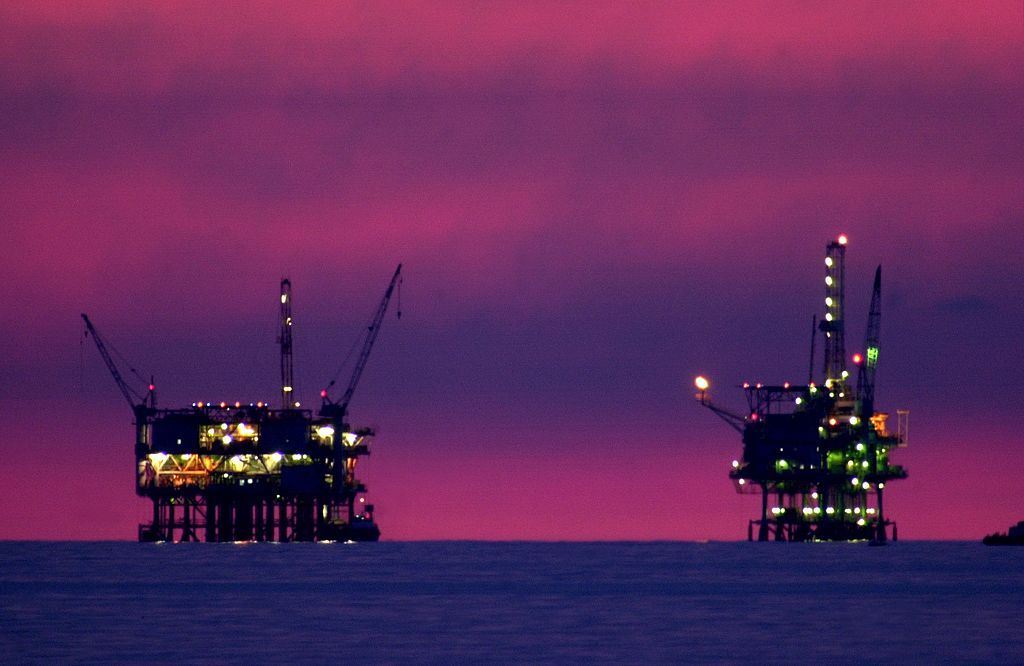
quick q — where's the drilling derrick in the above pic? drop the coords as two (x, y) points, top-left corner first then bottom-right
(84, 269), (402, 543)
(279, 278), (295, 409)
(696, 235), (908, 542)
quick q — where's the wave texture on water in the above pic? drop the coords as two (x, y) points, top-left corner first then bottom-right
(1, 541), (1022, 663)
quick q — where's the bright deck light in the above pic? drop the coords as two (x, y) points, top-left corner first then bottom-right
(694, 376), (709, 391)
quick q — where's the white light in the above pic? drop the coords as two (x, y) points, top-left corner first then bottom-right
(878, 483), (885, 489)
(795, 397), (803, 405)
(317, 426), (335, 439)
(803, 507), (812, 515)
(855, 442), (865, 451)
(813, 507), (822, 514)
(281, 294), (287, 303)
(283, 386), (293, 393)
(826, 507), (835, 515)
(841, 370), (849, 379)
(695, 376), (710, 391)
(857, 518), (866, 526)
(867, 508), (876, 515)
(825, 296), (833, 306)
(731, 460), (739, 468)
(738, 479), (746, 485)
(291, 454), (303, 462)
(862, 481), (871, 490)
(851, 477), (859, 485)
(862, 461), (869, 469)
(825, 313), (833, 322)
(825, 257), (833, 267)
(825, 276), (833, 286)
(838, 234), (848, 245)
(270, 452), (283, 463)
(854, 507), (861, 514)
(811, 492), (819, 499)
(222, 435), (232, 445)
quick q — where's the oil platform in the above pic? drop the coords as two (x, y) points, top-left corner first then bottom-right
(83, 266), (402, 542)
(696, 235), (908, 542)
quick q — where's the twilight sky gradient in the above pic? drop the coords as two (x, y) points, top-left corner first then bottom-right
(1, 2), (1022, 540)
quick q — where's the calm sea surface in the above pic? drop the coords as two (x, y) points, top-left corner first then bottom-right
(1, 541), (1021, 663)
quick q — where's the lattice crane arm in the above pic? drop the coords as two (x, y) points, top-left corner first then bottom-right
(855, 266), (881, 418)
(322, 264), (402, 418)
(81, 313), (153, 412)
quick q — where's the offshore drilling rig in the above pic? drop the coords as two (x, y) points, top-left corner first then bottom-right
(696, 235), (908, 542)
(83, 266), (402, 542)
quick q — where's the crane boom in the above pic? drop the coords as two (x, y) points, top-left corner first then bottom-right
(322, 264), (402, 420)
(81, 313), (153, 411)
(856, 266), (882, 418)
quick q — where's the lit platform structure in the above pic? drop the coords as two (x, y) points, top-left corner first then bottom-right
(83, 266), (401, 542)
(132, 402), (378, 543)
(697, 236), (908, 542)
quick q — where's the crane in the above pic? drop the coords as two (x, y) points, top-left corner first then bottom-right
(856, 266), (882, 419)
(81, 313), (155, 412)
(320, 264), (402, 424)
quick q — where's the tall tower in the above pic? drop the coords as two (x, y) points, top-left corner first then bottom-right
(279, 278), (294, 408)
(820, 234), (848, 391)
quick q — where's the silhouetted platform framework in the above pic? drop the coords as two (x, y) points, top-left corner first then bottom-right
(83, 266), (401, 543)
(697, 235), (908, 542)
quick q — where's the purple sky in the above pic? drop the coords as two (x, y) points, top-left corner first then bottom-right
(1, 2), (1022, 539)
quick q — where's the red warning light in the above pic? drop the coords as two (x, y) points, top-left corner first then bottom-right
(320, 389), (328, 398)
(148, 384), (155, 391)
(852, 353), (863, 364)
(750, 413), (759, 421)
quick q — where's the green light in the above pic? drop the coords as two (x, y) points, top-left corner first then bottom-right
(867, 346), (879, 367)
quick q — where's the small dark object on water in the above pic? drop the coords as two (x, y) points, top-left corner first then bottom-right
(982, 520), (1024, 546)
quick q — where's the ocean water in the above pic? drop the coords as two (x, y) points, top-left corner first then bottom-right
(1, 541), (1021, 663)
